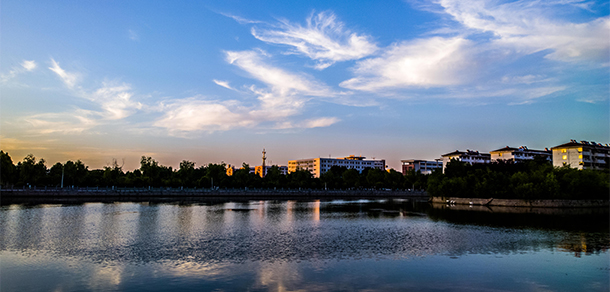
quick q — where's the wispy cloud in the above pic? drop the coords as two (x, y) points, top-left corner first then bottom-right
(23, 109), (99, 135)
(128, 29), (139, 41)
(0, 59), (37, 82)
(507, 86), (567, 105)
(24, 60), (144, 135)
(437, 0), (610, 63)
(501, 75), (553, 85)
(154, 98), (254, 134)
(21, 60), (37, 71)
(226, 50), (336, 119)
(226, 50), (334, 96)
(251, 11), (378, 69)
(273, 117), (341, 129)
(340, 37), (475, 91)
(154, 50), (341, 134)
(89, 82), (143, 120)
(213, 79), (234, 90)
(49, 58), (79, 88)
(302, 117), (340, 128)
(219, 12), (263, 24)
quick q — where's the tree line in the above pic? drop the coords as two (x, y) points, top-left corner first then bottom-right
(0, 151), (427, 190)
(427, 157), (609, 200)
(4, 151), (606, 199)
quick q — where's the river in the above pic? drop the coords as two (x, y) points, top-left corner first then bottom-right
(0, 198), (608, 291)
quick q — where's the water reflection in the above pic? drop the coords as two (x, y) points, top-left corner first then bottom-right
(0, 199), (608, 292)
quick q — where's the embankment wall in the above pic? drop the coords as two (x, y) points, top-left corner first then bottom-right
(430, 196), (609, 208)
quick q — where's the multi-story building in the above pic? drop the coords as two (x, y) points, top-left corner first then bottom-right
(551, 140), (610, 170)
(401, 159), (443, 175)
(441, 150), (491, 172)
(490, 146), (551, 162)
(255, 165), (288, 177)
(288, 155), (386, 178)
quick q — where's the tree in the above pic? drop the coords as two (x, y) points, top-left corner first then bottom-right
(0, 151), (16, 186)
(103, 158), (124, 186)
(178, 160), (196, 187)
(202, 163), (229, 188)
(16, 154), (47, 187)
(342, 169), (360, 188)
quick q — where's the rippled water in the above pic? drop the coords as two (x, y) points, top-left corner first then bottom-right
(1, 199), (608, 291)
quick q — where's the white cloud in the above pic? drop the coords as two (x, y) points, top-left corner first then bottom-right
(153, 98), (254, 133)
(340, 37), (475, 91)
(0, 59), (37, 82)
(302, 117), (340, 128)
(226, 50), (333, 96)
(21, 60), (37, 71)
(22, 60), (144, 135)
(273, 117), (340, 129)
(49, 58), (79, 88)
(23, 109), (99, 134)
(213, 79), (234, 90)
(437, 0), (610, 63)
(219, 12), (263, 24)
(89, 83), (142, 120)
(154, 50), (342, 134)
(501, 75), (553, 85)
(251, 11), (378, 69)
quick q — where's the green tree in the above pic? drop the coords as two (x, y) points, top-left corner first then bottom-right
(16, 154), (47, 187)
(0, 151), (16, 186)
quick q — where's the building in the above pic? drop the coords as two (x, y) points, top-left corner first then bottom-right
(401, 159), (442, 175)
(226, 165), (236, 176)
(288, 155), (386, 178)
(441, 150), (491, 172)
(489, 146), (551, 163)
(255, 165), (288, 177)
(551, 140), (610, 170)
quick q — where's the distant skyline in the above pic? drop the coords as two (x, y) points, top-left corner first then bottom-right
(1, 0), (608, 171)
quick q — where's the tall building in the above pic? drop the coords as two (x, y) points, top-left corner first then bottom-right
(489, 146), (551, 162)
(441, 150), (491, 172)
(401, 159), (442, 175)
(288, 155), (386, 178)
(551, 140), (610, 170)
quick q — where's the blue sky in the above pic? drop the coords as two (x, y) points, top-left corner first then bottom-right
(1, 0), (608, 170)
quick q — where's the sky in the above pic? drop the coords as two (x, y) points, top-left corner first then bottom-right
(1, 0), (609, 171)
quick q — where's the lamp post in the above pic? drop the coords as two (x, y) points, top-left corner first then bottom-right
(61, 164), (64, 189)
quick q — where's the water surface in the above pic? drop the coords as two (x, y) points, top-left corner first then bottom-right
(1, 199), (608, 291)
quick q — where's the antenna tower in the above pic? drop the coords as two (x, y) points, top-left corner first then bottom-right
(262, 148), (267, 177)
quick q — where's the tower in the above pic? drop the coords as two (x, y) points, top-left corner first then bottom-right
(261, 148), (267, 178)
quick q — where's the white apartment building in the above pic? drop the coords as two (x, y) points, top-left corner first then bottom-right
(551, 140), (610, 170)
(441, 150), (491, 172)
(401, 159), (443, 175)
(490, 146), (551, 162)
(288, 155), (386, 178)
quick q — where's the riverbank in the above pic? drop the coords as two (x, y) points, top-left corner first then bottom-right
(430, 196), (609, 208)
(0, 188), (427, 204)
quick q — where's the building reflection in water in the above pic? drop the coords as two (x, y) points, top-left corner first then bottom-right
(312, 200), (320, 222)
(0, 200), (608, 292)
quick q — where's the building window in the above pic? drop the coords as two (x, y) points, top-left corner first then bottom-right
(579, 155), (583, 159)
(578, 148), (582, 152)
(561, 149), (567, 153)
(562, 155), (567, 160)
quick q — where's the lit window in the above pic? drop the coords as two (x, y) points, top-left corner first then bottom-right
(562, 155), (567, 160)
(579, 155), (583, 159)
(578, 148), (582, 152)
(561, 149), (567, 153)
